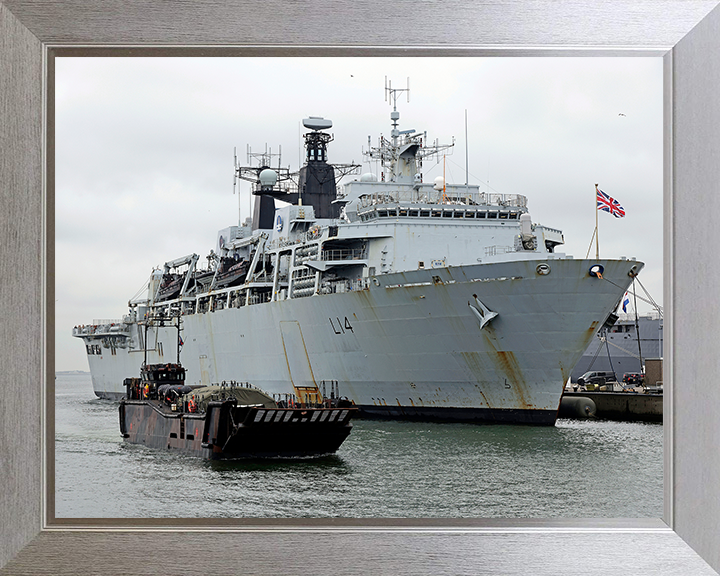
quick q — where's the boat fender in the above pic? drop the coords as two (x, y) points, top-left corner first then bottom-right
(559, 396), (597, 419)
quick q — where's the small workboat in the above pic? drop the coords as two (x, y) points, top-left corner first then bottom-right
(119, 363), (356, 459)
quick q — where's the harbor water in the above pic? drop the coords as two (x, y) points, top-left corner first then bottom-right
(55, 373), (662, 518)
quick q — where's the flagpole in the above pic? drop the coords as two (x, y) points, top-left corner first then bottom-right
(595, 183), (599, 259)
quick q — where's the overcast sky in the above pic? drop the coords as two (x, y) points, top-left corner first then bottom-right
(56, 57), (663, 372)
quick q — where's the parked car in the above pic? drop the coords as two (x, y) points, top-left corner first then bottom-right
(622, 372), (645, 385)
(577, 371), (617, 386)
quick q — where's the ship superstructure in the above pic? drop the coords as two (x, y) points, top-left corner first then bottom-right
(74, 82), (643, 425)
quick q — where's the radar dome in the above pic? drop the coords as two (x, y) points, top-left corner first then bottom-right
(360, 172), (378, 182)
(259, 168), (278, 189)
(433, 176), (445, 191)
(302, 117), (333, 131)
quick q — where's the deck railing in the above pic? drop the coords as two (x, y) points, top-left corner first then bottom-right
(357, 189), (527, 208)
(320, 248), (367, 261)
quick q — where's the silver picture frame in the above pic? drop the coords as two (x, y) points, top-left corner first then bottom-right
(2, 1), (720, 573)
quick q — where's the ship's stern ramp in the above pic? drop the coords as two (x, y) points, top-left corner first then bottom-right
(331, 257), (642, 424)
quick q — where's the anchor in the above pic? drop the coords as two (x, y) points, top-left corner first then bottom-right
(468, 294), (499, 330)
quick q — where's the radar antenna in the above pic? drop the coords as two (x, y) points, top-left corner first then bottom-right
(385, 76), (410, 108)
(245, 144), (284, 171)
(385, 77), (410, 148)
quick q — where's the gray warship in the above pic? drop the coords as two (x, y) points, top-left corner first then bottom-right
(73, 81), (643, 425)
(571, 311), (663, 381)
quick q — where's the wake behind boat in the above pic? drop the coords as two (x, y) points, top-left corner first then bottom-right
(74, 80), (643, 425)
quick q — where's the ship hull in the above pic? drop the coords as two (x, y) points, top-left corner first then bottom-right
(119, 401), (354, 459)
(357, 404), (558, 425)
(83, 257), (641, 424)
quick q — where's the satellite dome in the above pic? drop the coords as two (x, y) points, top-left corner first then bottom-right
(302, 117), (333, 131)
(259, 168), (278, 189)
(360, 172), (378, 182)
(433, 176), (445, 191)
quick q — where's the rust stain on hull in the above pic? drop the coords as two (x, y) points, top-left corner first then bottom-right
(456, 348), (535, 409)
(456, 351), (493, 408)
(582, 321), (600, 348)
(495, 350), (535, 409)
(475, 327), (537, 409)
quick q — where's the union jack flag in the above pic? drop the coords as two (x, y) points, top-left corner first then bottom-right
(596, 187), (625, 218)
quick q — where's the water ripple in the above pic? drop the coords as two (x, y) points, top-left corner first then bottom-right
(55, 374), (662, 519)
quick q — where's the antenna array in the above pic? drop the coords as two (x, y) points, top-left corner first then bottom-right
(385, 76), (410, 110)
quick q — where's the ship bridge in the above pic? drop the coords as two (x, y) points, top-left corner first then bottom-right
(341, 182), (528, 224)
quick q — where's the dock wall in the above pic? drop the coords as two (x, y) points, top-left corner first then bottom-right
(562, 392), (662, 422)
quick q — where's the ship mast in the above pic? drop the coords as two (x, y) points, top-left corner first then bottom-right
(386, 77), (410, 150)
(234, 124), (359, 227)
(365, 77), (455, 184)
